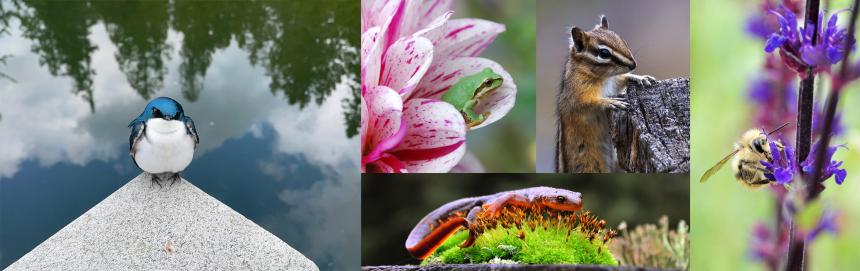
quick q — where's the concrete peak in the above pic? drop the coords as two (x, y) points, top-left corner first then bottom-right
(5, 174), (318, 271)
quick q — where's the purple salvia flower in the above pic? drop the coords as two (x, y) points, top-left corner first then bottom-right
(799, 10), (854, 68)
(812, 104), (844, 137)
(765, 7), (798, 53)
(749, 222), (775, 262)
(761, 141), (795, 184)
(764, 7), (854, 75)
(801, 141), (848, 185)
(806, 209), (839, 241)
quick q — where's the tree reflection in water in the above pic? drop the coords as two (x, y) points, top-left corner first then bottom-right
(6, 0), (359, 137)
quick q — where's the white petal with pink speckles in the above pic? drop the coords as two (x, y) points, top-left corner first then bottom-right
(363, 86), (404, 153)
(391, 99), (466, 173)
(360, 92), (369, 152)
(435, 19), (505, 60)
(449, 151), (485, 173)
(411, 57), (516, 130)
(380, 36), (434, 97)
(361, 27), (381, 89)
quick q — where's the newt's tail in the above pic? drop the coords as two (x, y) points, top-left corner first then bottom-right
(405, 217), (469, 260)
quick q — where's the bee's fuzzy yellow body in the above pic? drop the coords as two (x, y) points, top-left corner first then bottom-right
(701, 127), (787, 189)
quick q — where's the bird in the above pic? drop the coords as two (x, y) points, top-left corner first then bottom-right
(128, 97), (199, 186)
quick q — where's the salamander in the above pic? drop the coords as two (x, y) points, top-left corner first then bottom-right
(404, 186), (583, 259)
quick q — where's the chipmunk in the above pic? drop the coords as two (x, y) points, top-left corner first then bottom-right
(555, 15), (656, 173)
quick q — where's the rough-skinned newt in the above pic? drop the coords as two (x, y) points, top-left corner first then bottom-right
(405, 186), (583, 259)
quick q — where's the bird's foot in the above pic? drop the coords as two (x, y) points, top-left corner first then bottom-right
(169, 173), (181, 187)
(149, 173), (164, 188)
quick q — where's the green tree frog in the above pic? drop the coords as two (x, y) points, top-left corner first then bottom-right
(441, 68), (503, 128)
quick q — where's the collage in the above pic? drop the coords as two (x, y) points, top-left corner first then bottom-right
(0, 0), (859, 270)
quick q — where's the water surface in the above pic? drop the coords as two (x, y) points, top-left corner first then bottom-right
(0, 1), (359, 270)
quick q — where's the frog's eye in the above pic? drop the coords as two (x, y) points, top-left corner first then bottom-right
(556, 196), (566, 203)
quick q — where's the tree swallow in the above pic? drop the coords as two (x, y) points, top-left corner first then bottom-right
(129, 97), (199, 185)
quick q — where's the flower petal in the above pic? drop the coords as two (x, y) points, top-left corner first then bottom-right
(361, 0), (392, 32)
(391, 99), (467, 172)
(361, 27), (382, 90)
(380, 36), (434, 96)
(412, 57), (516, 129)
(449, 151), (485, 173)
(417, 0), (453, 28)
(362, 86), (404, 161)
(361, 91), (369, 152)
(435, 19), (506, 60)
(765, 34), (785, 52)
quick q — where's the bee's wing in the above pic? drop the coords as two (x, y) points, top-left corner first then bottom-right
(700, 150), (739, 183)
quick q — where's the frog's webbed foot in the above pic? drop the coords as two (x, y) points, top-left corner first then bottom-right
(466, 112), (491, 129)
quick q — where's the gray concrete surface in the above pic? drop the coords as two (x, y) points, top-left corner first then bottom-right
(5, 174), (318, 271)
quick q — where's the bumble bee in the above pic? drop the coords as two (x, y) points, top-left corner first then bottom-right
(699, 123), (789, 189)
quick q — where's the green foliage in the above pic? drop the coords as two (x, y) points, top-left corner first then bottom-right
(610, 216), (690, 270)
(422, 223), (619, 265)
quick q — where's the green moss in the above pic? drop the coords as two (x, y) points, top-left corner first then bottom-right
(422, 224), (619, 265)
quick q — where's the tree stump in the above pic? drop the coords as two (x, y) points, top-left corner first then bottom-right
(609, 77), (690, 173)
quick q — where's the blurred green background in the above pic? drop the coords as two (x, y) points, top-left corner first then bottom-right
(454, 0), (536, 172)
(691, 0), (860, 270)
(534, 0), (690, 172)
(361, 174), (689, 266)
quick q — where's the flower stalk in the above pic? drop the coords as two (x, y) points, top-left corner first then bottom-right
(810, 0), (859, 200)
(786, 0), (819, 270)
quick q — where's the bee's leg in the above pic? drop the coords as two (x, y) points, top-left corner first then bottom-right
(749, 179), (771, 185)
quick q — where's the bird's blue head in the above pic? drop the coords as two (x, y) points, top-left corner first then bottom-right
(131, 97), (185, 125)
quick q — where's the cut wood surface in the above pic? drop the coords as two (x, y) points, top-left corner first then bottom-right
(609, 77), (690, 173)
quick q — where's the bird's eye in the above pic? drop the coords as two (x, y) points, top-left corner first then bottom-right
(556, 196), (566, 203)
(597, 48), (611, 59)
(152, 108), (163, 118)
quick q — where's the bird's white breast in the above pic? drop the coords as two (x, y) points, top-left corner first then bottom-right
(134, 119), (195, 174)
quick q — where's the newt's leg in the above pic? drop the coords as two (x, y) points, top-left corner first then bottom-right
(460, 206), (483, 248)
(482, 193), (530, 218)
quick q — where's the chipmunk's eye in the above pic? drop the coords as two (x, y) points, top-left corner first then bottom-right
(597, 48), (611, 59)
(556, 196), (566, 203)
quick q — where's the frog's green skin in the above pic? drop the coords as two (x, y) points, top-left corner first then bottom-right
(441, 68), (503, 128)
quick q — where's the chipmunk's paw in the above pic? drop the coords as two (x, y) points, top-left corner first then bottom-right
(629, 74), (657, 87)
(605, 97), (629, 110)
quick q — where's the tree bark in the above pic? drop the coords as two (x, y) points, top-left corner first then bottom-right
(608, 77), (690, 173)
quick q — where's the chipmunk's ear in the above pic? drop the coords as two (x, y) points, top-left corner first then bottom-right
(599, 15), (609, 29)
(570, 26), (587, 53)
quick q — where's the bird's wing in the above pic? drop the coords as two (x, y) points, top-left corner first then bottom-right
(183, 116), (199, 146)
(129, 120), (145, 169)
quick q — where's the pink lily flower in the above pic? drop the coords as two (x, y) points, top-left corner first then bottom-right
(361, 0), (517, 173)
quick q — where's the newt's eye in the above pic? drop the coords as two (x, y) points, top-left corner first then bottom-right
(556, 196), (566, 203)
